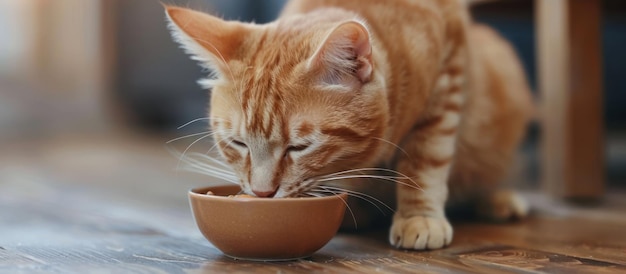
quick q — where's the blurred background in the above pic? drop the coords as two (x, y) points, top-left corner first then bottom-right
(0, 0), (624, 205)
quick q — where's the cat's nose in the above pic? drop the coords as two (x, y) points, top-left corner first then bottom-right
(252, 187), (278, 198)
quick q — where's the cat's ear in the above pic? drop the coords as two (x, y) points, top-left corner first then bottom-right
(308, 21), (373, 87)
(165, 6), (248, 73)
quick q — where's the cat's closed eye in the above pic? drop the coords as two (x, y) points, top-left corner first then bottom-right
(231, 139), (248, 149)
(287, 144), (310, 152)
(283, 144), (310, 159)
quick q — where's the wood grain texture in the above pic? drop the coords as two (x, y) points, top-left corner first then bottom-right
(1, 135), (623, 273)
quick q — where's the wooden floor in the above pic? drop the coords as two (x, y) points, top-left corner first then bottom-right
(1, 133), (625, 273)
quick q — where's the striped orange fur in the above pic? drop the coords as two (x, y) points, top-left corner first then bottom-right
(166, 0), (533, 250)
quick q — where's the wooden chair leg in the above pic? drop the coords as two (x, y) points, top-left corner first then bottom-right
(536, 0), (604, 200)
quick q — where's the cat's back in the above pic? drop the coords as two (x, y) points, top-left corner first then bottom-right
(281, 0), (463, 36)
(280, 0), (468, 84)
(281, 0), (466, 78)
(281, 0), (469, 141)
(281, 0), (461, 21)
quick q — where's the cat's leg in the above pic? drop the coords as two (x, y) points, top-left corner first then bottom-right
(448, 144), (531, 222)
(389, 78), (463, 250)
(458, 23), (534, 223)
(475, 189), (528, 222)
(389, 127), (456, 249)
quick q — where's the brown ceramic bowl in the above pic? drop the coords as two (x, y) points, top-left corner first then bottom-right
(188, 185), (347, 261)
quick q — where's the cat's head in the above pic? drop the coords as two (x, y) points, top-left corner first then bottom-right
(166, 6), (388, 197)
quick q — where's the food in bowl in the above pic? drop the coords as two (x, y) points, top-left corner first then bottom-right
(205, 190), (255, 198)
(189, 185), (347, 261)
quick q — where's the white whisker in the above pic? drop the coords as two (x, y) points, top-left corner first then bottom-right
(176, 133), (215, 170)
(166, 141), (238, 184)
(206, 138), (230, 155)
(177, 153), (238, 183)
(181, 161), (236, 181)
(315, 174), (422, 191)
(316, 167), (419, 188)
(186, 152), (232, 169)
(166, 131), (216, 144)
(178, 152), (235, 176)
(176, 117), (207, 129)
(306, 192), (324, 198)
(180, 166), (238, 184)
(372, 137), (410, 159)
(307, 189), (357, 229)
(317, 185), (394, 214)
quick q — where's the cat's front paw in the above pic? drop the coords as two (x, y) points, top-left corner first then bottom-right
(389, 214), (453, 250)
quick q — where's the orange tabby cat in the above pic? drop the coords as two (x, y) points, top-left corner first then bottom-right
(165, 0), (533, 250)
